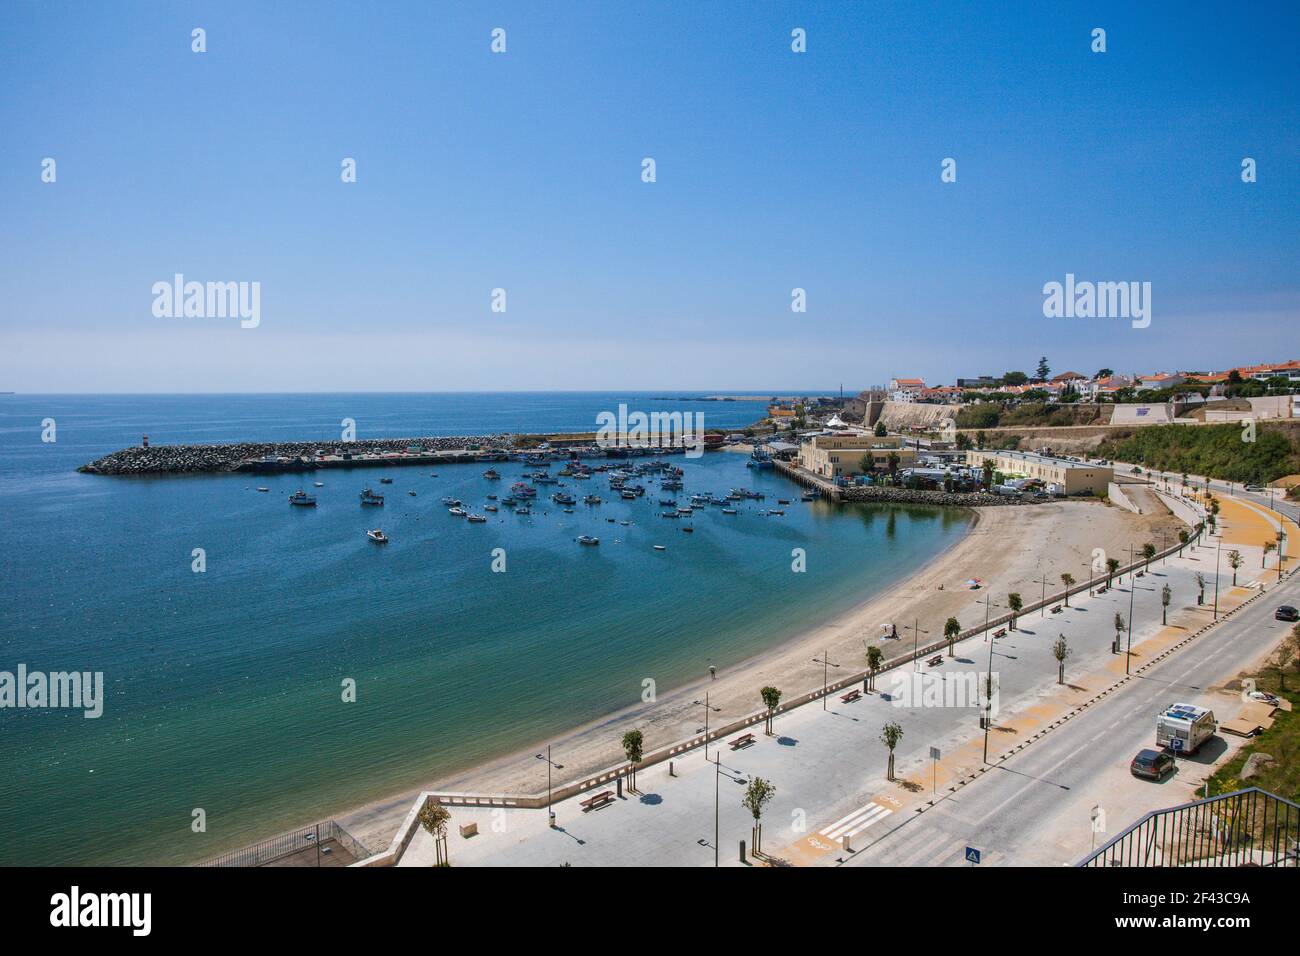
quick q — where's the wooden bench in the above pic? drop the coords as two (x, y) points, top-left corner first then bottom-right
(1051, 605), (1063, 614)
(459, 822), (478, 838)
(579, 790), (615, 812)
(993, 628), (1008, 639)
(927, 655), (943, 667)
(839, 689), (862, 703)
(729, 733), (756, 750)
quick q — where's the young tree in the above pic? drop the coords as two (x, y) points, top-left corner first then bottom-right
(621, 729), (644, 792)
(1228, 549), (1243, 585)
(742, 777), (776, 854)
(1105, 557), (1120, 587)
(1195, 572), (1206, 604)
(1161, 583), (1172, 624)
(887, 451), (900, 480)
(1142, 542), (1156, 570)
(1052, 634), (1070, 684)
(1060, 572), (1076, 606)
(1178, 529), (1190, 555)
(944, 616), (961, 657)
(956, 432), (973, 450)
(759, 686), (782, 735)
(1007, 593), (1023, 630)
(1270, 643), (1295, 692)
(981, 460), (993, 488)
(1263, 540), (1276, 568)
(858, 454), (874, 475)
(417, 802), (452, 867)
(1113, 613), (1126, 652)
(880, 720), (904, 781)
(874, 420), (887, 437)
(865, 644), (884, 691)
(977, 432), (989, 453)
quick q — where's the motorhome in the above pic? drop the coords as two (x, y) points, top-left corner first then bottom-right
(1155, 703), (1216, 754)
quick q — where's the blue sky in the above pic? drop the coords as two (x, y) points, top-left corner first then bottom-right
(1, 1), (1296, 392)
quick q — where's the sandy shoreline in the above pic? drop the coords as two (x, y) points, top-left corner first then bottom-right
(334, 492), (1182, 854)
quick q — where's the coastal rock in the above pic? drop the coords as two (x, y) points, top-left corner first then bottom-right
(839, 486), (1029, 507)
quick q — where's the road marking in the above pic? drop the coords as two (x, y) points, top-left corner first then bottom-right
(820, 801), (893, 841)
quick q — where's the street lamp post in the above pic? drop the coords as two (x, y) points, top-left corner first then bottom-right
(1213, 539), (1222, 621)
(1034, 571), (1051, 617)
(713, 752), (720, 867)
(812, 651), (841, 709)
(536, 746), (564, 827)
(978, 596), (1000, 763)
(1126, 548), (1137, 675)
(906, 618), (929, 670)
(693, 692), (721, 759)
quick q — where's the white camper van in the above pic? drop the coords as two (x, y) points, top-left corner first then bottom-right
(1156, 703), (1216, 755)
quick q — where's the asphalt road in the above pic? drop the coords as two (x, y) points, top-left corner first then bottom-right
(847, 565), (1299, 867)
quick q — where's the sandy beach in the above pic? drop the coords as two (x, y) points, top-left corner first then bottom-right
(336, 493), (1182, 853)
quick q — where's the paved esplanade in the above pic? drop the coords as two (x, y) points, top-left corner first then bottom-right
(398, 490), (1294, 867)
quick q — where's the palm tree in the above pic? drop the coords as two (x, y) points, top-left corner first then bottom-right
(1142, 542), (1156, 570)
(1161, 583), (1172, 624)
(1052, 634), (1070, 684)
(944, 616), (961, 656)
(880, 720), (904, 781)
(865, 645), (883, 691)
(1277, 529), (1289, 567)
(1105, 557), (1120, 587)
(417, 801), (451, 866)
(621, 729), (644, 792)
(1178, 529), (1190, 555)
(1263, 541), (1276, 568)
(1228, 549), (1243, 585)
(759, 686), (782, 735)
(742, 777), (776, 854)
(1007, 593), (1023, 630)
(1060, 572), (1076, 606)
(1113, 613), (1126, 652)
(981, 460), (993, 488)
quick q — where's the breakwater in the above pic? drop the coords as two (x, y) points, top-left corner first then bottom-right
(79, 435), (515, 476)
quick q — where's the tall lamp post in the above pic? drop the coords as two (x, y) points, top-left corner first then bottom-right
(812, 652), (841, 709)
(693, 692), (721, 759)
(536, 746), (564, 827)
(905, 619), (929, 670)
(1213, 539), (1222, 621)
(1034, 571), (1052, 617)
(1125, 546), (1138, 675)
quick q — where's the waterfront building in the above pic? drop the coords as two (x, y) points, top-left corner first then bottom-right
(964, 449), (1112, 495)
(799, 433), (917, 479)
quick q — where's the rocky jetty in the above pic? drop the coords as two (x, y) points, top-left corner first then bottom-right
(79, 435), (516, 476)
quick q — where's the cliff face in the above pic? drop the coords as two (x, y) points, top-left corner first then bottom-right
(79, 435), (515, 475)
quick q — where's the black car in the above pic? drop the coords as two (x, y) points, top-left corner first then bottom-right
(1130, 748), (1176, 780)
(1276, 606), (1299, 623)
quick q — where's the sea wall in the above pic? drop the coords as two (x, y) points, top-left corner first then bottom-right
(79, 436), (514, 476)
(839, 485), (1023, 507)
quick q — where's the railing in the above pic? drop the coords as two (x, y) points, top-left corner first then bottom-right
(198, 819), (374, 867)
(1079, 787), (1300, 867)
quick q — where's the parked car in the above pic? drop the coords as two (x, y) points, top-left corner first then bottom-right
(1130, 748), (1176, 780)
(1276, 605), (1300, 622)
(1245, 484), (1265, 492)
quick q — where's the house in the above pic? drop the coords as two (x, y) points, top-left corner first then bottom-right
(1135, 372), (1186, 391)
(799, 434), (917, 479)
(889, 377), (926, 403)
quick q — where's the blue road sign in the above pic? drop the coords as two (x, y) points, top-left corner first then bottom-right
(965, 846), (981, 864)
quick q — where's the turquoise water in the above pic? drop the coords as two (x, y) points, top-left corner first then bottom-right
(0, 394), (971, 864)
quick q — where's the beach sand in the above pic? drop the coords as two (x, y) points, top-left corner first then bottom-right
(337, 495), (1182, 853)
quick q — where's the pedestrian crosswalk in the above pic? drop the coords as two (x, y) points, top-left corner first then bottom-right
(819, 801), (893, 842)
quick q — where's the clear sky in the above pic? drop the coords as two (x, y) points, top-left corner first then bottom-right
(1, 1), (1296, 393)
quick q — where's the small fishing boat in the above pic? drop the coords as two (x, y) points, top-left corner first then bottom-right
(367, 529), (388, 543)
(583, 495), (602, 505)
(659, 498), (676, 507)
(777, 498), (791, 505)
(257, 487), (270, 492)
(484, 504), (499, 513)
(441, 497), (462, 507)
(314, 482), (324, 488)
(660, 511), (679, 518)
(552, 492), (576, 506)
(677, 507), (693, 515)
(653, 545), (666, 551)
(379, 477), (394, 484)
(408, 490), (417, 497)
(619, 520), (630, 526)
(448, 507), (467, 517)
(577, 535), (600, 546)
(682, 526), (694, 533)
(467, 513), (487, 523)
(483, 469), (501, 480)
(486, 494), (498, 501)
(768, 509), (785, 516)
(515, 506), (531, 515)
(621, 490), (637, 500)
(563, 508), (575, 514)
(289, 490), (317, 507)
(747, 449), (775, 470)
(722, 507), (737, 515)
(359, 488), (384, 505)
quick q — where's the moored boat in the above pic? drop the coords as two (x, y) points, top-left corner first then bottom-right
(289, 490), (317, 507)
(359, 487), (384, 505)
(367, 529), (389, 543)
(577, 535), (600, 546)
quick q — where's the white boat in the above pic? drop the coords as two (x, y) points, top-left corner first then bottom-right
(314, 482), (324, 488)
(448, 507), (467, 517)
(577, 535), (600, 546)
(467, 514), (487, 523)
(653, 545), (666, 551)
(367, 529), (388, 543)
(256, 487), (269, 493)
(484, 504), (499, 513)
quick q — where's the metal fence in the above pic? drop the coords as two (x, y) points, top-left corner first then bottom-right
(198, 819), (374, 867)
(1079, 787), (1300, 867)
